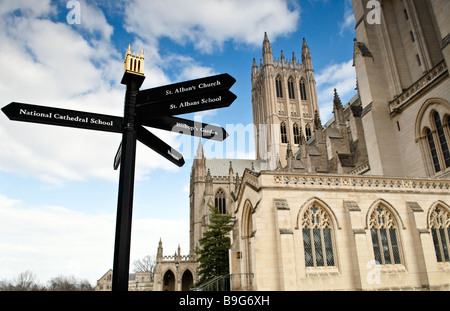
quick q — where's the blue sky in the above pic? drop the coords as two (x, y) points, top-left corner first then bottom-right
(0, 0), (357, 285)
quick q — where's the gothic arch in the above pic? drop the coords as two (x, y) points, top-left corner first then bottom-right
(427, 201), (450, 263)
(241, 200), (254, 275)
(181, 269), (194, 291)
(366, 199), (404, 265)
(415, 98), (450, 139)
(415, 98), (450, 176)
(241, 200), (254, 236)
(215, 188), (227, 214)
(365, 198), (405, 230)
(288, 76), (295, 99)
(162, 269), (176, 291)
(299, 78), (307, 101)
(296, 197), (340, 230)
(275, 75), (283, 98)
(296, 197), (338, 268)
(427, 200), (450, 229)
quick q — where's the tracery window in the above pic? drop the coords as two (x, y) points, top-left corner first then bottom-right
(434, 112), (450, 168)
(288, 77), (295, 100)
(369, 205), (402, 265)
(301, 204), (335, 267)
(293, 123), (300, 145)
(276, 76), (283, 98)
(426, 127), (441, 173)
(299, 80), (307, 101)
(429, 205), (450, 263)
(215, 189), (226, 214)
(305, 124), (312, 141)
(280, 122), (288, 144)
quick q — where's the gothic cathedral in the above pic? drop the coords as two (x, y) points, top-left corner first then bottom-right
(151, 0), (450, 291)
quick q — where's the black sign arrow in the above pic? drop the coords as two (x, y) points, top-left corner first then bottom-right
(2, 102), (123, 133)
(136, 90), (236, 118)
(114, 141), (123, 170)
(137, 73), (236, 105)
(136, 125), (185, 167)
(139, 116), (229, 141)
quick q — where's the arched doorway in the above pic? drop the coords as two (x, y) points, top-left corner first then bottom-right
(163, 270), (175, 291)
(181, 270), (194, 291)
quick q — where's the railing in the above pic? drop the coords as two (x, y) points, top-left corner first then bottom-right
(191, 274), (254, 291)
(191, 275), (230, 291)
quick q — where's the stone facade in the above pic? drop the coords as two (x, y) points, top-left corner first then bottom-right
(152, 240), (197, 291)
(191, 0), (450, 291)
(230, 171), (450, 290)
(97, 0), (450, 291)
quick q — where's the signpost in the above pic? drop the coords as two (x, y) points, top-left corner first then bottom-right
(1, 48), (236, 291)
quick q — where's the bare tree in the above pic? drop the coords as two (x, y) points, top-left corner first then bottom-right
(14, 270), (42, 291)
(0, 270), (44, 291)
(133, 255), (156, 275)
(47, 275), (93, 291)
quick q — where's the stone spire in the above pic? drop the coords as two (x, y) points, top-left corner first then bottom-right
(252, 58), (259, 82)
(262, 32), (273, 66)
(302, 38), (312, 70)
(333, 88), (345, 125)
(195, 140), (204, 159)
(333, 88), (343, 109)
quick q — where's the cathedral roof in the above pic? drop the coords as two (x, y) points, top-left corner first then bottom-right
(205, 158), (267, 177)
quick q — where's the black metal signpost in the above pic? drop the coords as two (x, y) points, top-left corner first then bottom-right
(2, 68), (236, 291)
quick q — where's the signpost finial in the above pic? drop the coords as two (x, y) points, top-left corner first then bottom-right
(124, 45), (144, 76)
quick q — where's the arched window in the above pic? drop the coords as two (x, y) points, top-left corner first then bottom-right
(433, 112), (450, 168)
(305, 124), (312, 141)
(416, 101), (450, 176)
(215, 189), (226, 214)
(426, 127), (441, 173)
(429, 205), (450, 263)
(275, 76), (283, 98)
(288, 77), (295, 100)
(369, 205), (402, 265)
(301, 204), (335, 267)
(299, 80), (307, 100)
(293, 123), (300, 144)
(280, 122), (288, 144)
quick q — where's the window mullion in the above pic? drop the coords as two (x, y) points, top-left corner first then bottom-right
(320, 229), (327, 267)
(377, 230), (385, 265)
(310, 228), (317, 267)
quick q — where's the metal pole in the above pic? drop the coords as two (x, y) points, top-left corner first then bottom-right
(112, 72), (145, 291)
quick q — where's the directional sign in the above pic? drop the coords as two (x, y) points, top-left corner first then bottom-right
(139, 116), (229, 141)
(136, 125), (185, 167)
(2, 67), (236, 292)
(2, 102), (123, 133)
(136, 73), (236, 105)
(114, 141), (123, 170)
(136, 90), (236, 118)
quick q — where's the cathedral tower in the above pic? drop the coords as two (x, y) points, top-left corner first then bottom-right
(252, 33), (320, 169)
(352, 0), (450, 177)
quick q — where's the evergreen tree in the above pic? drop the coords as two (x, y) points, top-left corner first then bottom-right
(195, 205), (233, 285)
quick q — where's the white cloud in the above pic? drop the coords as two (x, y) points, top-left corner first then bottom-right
(315, 59), (357, 121)
(339, 0), (355, 35)
(0, 193), (188, 284)
(0, 3), (182, 184)
(124, 0), (300, 53)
